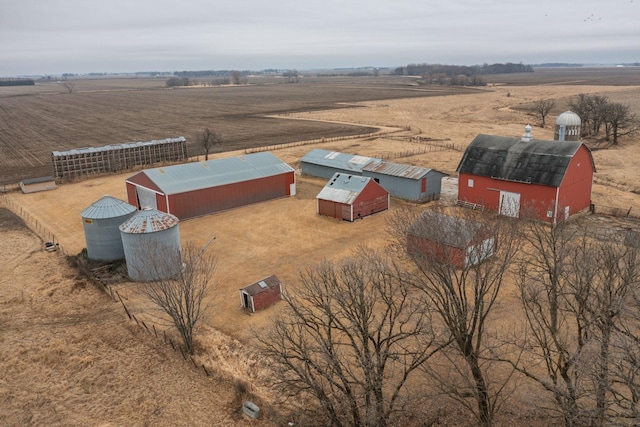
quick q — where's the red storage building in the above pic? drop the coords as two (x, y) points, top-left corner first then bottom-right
(456, 126), (595, 223)
(125, 152), (295, 219)
(316, 173), (389, 221)
(240, 275), (283, 313)
(407, 210), (496, 269)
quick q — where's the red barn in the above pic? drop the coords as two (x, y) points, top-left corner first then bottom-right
(316, 173), (389, 221)
(407, 210), (495, 269)
(125, 152), (295, 219)
(456, 126), (595, 222)
(240, 275), (282, 313)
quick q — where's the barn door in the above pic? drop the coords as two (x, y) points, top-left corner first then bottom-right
(499, 191), (520, 218)
(136, 186), (158, 210)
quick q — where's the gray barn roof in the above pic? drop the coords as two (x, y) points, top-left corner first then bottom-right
(301, 149), (372, 174)
(456, 134), (594, 187)
(302, 148), (437, 179)
(316, 173), (379, 204)
(135, 151), (294, 195)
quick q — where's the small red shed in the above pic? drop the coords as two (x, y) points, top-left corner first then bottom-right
(456, 126), (595, 222)
(240, 275), (283, 313)
(407, 210), (495, 269)
(316, 173), (389, 221)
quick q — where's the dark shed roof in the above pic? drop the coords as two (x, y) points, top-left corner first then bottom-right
(456, 134), (595, 187)
(408, 210), (486, 248)
(241, 275), (281, 296)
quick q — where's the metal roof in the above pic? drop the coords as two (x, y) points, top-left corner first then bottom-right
(52, 137), (186, 157)
(316, 173), (375, 204)
(137, 151), (294, 195)
(241, 274), (281, 296)
(362, 159), (431, 180)
(456, 134), (593, 187)
(301, 148), (372, 173)
(556, 111), (581, 126)
(119, 208), (179, 234)
(81, 195), (137, 219)
(302, 148), (436, 179)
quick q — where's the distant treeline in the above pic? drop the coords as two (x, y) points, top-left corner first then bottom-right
(173, 70), (250, 78)
(394, 62), (534, 76)
(0, 78), (35, 87)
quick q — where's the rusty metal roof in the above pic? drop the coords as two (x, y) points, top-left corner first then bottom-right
(119, 208), (179, 234)
(362, 159), (431, 180)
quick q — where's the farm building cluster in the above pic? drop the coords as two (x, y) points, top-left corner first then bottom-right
(73, 110), (595, 312)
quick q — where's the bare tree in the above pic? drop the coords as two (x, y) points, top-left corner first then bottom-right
(282, 69), (299, 83)
(260, 248), (444, 427)
(388, 206), (522, 426)
(138, 242), (217, 354)
(532, 99), (555, 128)
(604, 102), (637, 145)
(62, 82), (75, 93)
(230, 70), (241, 85)
(507, 218), (640, 426)
(198, 128), (223, 160)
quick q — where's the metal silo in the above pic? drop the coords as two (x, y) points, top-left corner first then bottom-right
(555, 110), (582, 141)
(81, 195), (137, 261)
(119, 208), (181, 281)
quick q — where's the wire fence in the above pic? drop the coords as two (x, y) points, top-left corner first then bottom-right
(243, 129), (401, 154)
(113, 289), (213, 378)
(592, 204), (640, 219)
(0, 193), (67, 255)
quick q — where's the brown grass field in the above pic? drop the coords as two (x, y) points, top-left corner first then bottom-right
(2, 68), (640, 426)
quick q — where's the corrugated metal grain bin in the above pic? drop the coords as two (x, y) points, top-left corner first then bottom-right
(81, 195), (137, 261)
(119, 208), (181, 281)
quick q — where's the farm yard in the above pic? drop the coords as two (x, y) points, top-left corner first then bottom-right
(2, 68), (640, 426)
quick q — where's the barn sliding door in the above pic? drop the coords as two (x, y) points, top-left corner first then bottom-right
(499, 191), (520, 218)
(136, 186), (158, 210)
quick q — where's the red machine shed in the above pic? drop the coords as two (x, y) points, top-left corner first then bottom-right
(240, 275), (282, 313)
(407, 210), (495, 269)
(456, 128), (595, 222)
(316, 173), (389, 221)
(125, 152), (295, 219)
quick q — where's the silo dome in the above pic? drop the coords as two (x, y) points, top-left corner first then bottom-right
(81, 195), (137, 261)
(554, 111), (582, 142)
(119, 208), (181, 281)
(556, 110), (582, 127)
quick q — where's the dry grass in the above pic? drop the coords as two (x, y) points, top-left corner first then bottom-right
(2, 76), (640, 426)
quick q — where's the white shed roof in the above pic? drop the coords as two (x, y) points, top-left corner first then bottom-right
(316, 173), (373, 205)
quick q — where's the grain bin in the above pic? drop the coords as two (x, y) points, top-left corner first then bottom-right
(119, 208), (181, 281)
(81, 195), (137, 261)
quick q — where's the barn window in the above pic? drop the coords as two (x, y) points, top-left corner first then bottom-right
(468, 179), (474, 188)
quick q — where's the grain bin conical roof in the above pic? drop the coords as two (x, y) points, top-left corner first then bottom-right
(119, 208), (179, 234)
(81, 195), (136, 219)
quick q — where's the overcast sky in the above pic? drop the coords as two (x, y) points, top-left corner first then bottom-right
(1, 0), (638, 76)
